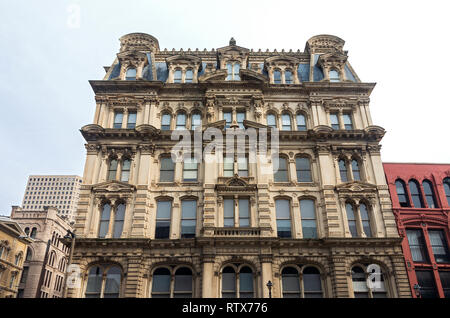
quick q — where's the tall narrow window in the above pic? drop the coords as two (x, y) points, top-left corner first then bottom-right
(160, 157), (175, 182)
(127, 112), (137, 129)
(359, 203), (372, 237)
(428, 230), (450, 263)
(104, 266), (121, 298)
(185, 69), (193, 83)
(300, 199), (317, 238)
(346, 203), (358, 237)
(176, 113), (187, 130)
(237, 111), (246, 129)
(226, 63), (233, 81)
(303, 267), (323, 298)
(223, 156), (234, 177)
(223, 111), (232, 129)
(174, 69), (182, 83)
(238, 199), (250, 227)
(296, 114), (306, 131)
(343, 113), (353, 130)
(233, 63), (240, 80)
(274, 157), (288, 182)
(237, 156), (248, 177)
(30, 227), (37, 239)
(281, 114), (291, 131)
(422, 180), (437, 208)
(181, 200), (197, 238)
(161, 113), (172, 130)
(296, 157), (312, 182)
(113, 204), (125, 238)
(339, 159), (348, 182)
(126, 68), (136, 80)
(223, 198), (234, 227)
(438, 271), (450, 298)
(174, 268), (193, 298)
(416, 270), (438, 298)
(352, 266), (369, 298)
(395, 179), (410, 207)
(267, 114), (277, 129)
(444, 178), (450, 206)
(98, 204), (111, 238)
(406, 229), (429, 263)
(285, 70), (293, 84)
(409, 180), (424, 208)
(191, 113), (201, 130)
(239, 267), (254, 298)
(330, 113), (340, 130)
(183, 157), (198, 181)
(152, 268), (171, 298)
(85, 266), (103, 298)
(329, 70), (340, 82)
(155, 201), (171, 239)
(273, 70), (282, 84)
(351, 160), (361, 181)
(281, 267), (300, 298)
(120, 159), (131, 182)
(222, 267), (236, 297)
(113, 112), (123, 129)
(276, 199), (291, 238)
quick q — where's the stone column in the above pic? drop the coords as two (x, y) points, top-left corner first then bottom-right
(260, 255), (273, 298)
(202, 256), (215, 298)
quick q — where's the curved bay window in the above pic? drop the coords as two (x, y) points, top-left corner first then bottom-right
(151, 267), (193, 298)
(395, 179), (410, 207)
(351, 265), (388, 298)
(221, 265), (254, 298)
(409, 180), (424, 208)
(85, 265), (122, 298)
(281, 266), (323, 298)
(422, 180), (437, 208)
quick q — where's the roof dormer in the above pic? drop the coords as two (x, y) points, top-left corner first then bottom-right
(166, 54), (202, 83)
(217, 38), (250, 81)
(264, 56), (301, 84)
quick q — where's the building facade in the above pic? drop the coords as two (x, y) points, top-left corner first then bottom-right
(21, 175), (82, 223)
(10, 206), (72, 298)
(384, 163), (450, 298)
(67, 33), (411, 298)
(0, 216), (32, 298)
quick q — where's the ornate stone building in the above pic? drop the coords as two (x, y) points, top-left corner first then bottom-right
(67, 33), (411, 298)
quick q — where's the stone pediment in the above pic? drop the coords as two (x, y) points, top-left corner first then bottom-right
(91, 180), (136, 194)
(242, 119), (268, 129)
(135, 124), (160, 137)
(239, 69), (268, 83)
(216, 175), (257, 192)
(198, 69), (227, 82)
(335, 181), (377, 193)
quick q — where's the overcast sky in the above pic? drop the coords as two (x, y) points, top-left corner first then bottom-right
(0, 0), (449, 215)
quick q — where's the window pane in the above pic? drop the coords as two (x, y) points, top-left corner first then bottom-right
(191, 113), (201, 130)
(296, 114), (306, 131)
(282, 114), (291, 131)
(439, 271), (450, 298)
(237, 156), (248, 177)
(226, 63), (233, 81)
(339, 160), (348, 182)
(428, 230), (450, 263)
(174, 268), (192, 296)
(174, 69), (182, 83)
(224, 157), (234, 177)
(176, 113), (186, 130)
(233, 63), (240, 80)
(161, 114), (171, 130)
(85, 266), (103, 297)
(160, 158), (174, 182)
(330, 113), (339, 129)
(113, 204), (125, 238)
(237, 112), (245, 129)
(296, 157), (311, 182)
(406, 229), (429, 263)
(108, 160), (118, 180)
(303, 267), (322, 297)
(395, 180), (410, 207)
(343, 114), (353, 130)
(267, 114), (276, 128)
(285, 71), (293, 84)
(157, 201), (171, 219)
(152, 268), (171, 295)
(300, 199), (317, 239)
(444, 178), (450, 206)
(239, 272), (253, 295)
(346, 204), (357, 237)
(99, 204), (111, 238)
(274, 70), (281, 84)
(127, 112), (136, 129)
(359, 203), (371, 237)
(422, 181), (437, 208)
(276, 200), (291, 238)
(224, 199), (234, 227)
(126, 68), (136, 80)
(409, 180), (424, 208)
(282, 267), (300, 297)
(239, 199), (250, 227)
(222, 267), (236, 297)
(274, 157), (288, 182)
(416, 270), (438, 298)
(113, 112), (123, 129)
(329, 70), (339, 82)
(104, 267), (121, 298)
(185, 70), (193, 83)
(351, 160), (361, 181)
(224, 112), (232, 128)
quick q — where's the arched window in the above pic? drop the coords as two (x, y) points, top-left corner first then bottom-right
(281, 267), (300, 298)
(273, 156), (288, 182)
(359, 203), (372, 237)
(174, 267), (193, 298)
(181, 200), (197, 238)
(276, 199), (291, 238)
(125, 68), (136, 81)
(120, 159), (131, 182)
(296, 114), (306, 131)
(422, 180), (437, 208)
(409, 180), (424, 208)
(24, 227), (30, 236)
(346, 203), (358, 237)
(183, 157), (198, 181)
(281, 266), (323, 298)
(238, 266), (254, 298)
(161, 113), (172, 130)
(48, 251), (56, 267)
(351, 160), (361, 181)
(98, 204), (111, 238)
(85, 265), (122, 298)
(30, 227), (37, 239)
(281, 113), (291, 131)
(296, 157), (312, 182)
(339, 159), (348, 182)
(267, 113), (277, 129)
(176, 112), (187, 130)
(352, 265), (387, 298)
(285, 70), (293, 84)
(300, 199), (317, 238)
(351, 266), (368, 298)
(329, 70), (340, 82)
(221, 266), (236, 298)
(443, 178), (450, 206)
(221, 266), (254, 298)
(108, 159), (118, 181)
(160, 157), (175, 182)
(151, 268), (171, 298)
(303, 267), (323, 298)
(113, 204), (125, 238)
(174, 69), (182, 83)
(185, 69), (194, 83)
(273, 70), (282, 84)
(25, 248), (32, 261)
(191, 112), (201, 130)
(395, 179), (410, 207)
(155, 200), (172, 239)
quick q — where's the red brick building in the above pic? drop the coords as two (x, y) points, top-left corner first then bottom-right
(384, 163), (450, 298)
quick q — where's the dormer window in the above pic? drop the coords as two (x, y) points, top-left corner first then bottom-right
(329, 70), (340, 82)
(226, 62), (240, 81)
(274, 70), (282, 84)
(125, 68), (136, 80)
(185, 69), (194, 83)
(174, 69), (182, 83)
(285, 70), (293, 84)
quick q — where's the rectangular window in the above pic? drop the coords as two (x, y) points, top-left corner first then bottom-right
(127, 112), (137, 129)
(416, 270), (438, 298)
(223, 111), (232, 129)
(407, 229), (429, 263)
(223, 157), (234, 177)
(343, 113), (353, 130)
(330, 113), (339, 130)
(237, 111), (246, 129)
(160, 158), (175, 182)
(183, 157), (198, 181)
(238, 199), (250, 227)
(237, 156), (248, 177)
(181, 200), (197, 238)
(439, 271), (450, 298)
(428, 230), (450, 263)
(276, 199), (291, 238)
(300, 199), (317, 238)
(113, 112), (123, 129)
(224, 199), (234, 227)
(155, 201), (172, 239)
(161, 114), (171, 130)
(274, 157), (288, 182)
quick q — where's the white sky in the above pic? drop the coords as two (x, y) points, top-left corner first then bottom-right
(1, 0), (449, 215)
